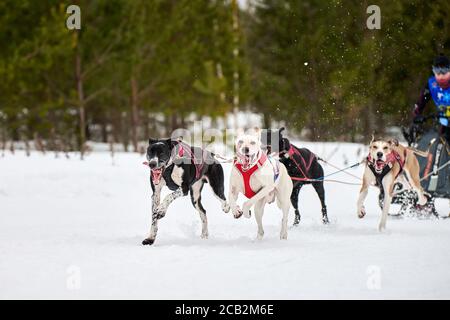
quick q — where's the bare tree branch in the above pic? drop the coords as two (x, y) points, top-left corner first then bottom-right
(84, 87), (109, 104)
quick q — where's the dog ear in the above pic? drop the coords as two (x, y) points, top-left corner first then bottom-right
(278, 128), (285, 144)
(164, 138), (179, 148)
(388, 138), (399, 146)
(171, 139), (180, 148)
(252, 127), (262, 140)
(235, 127), (245, 137)
(370, 134), (375, 145)
(281, 137), (290, 151)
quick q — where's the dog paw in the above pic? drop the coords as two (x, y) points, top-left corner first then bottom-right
(222, 202), (230, 213)
(156, 212), (166, 219)
(293, 214), (301, 226)
(201, 232), (209, 239)
(257, 232), (264, 240)
(378, 222), (386, 232)
(322, 215), (330, 224)
(358, 207), (366, 218)
(233, 209), (243, 219)
(418, 197), (428, 206)
(142, 238), (155, 245)
(280, 232), (288, 240)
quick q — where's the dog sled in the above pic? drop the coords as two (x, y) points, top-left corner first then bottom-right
(379, 115), (449, 218)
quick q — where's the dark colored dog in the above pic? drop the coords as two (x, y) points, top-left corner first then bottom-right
(262, 128), (329, 225)
(143, 138), (229, 245)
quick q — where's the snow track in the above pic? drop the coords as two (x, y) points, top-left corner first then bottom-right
(0, 143), (449, 299)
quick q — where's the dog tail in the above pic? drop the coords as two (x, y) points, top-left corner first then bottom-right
(407, 147), (428, 157)
(406, 138), (436, 158)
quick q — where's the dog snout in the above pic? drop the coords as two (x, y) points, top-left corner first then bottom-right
(242, 147), (250, 155)
(149, 160), (158, 169)
(376, 152), (383, 159)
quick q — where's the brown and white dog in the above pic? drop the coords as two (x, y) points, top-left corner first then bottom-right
(356, 137), (428, 231)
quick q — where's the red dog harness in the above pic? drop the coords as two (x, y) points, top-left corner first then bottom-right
(234, 153), (267, 198)
(172, 142), (205, 179)
(287, 145), (316, 180)
(234, 153), (280, 199)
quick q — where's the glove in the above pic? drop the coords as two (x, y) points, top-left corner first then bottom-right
(413, 115), (425, 124)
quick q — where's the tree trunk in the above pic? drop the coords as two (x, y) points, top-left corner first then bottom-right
(130, 75), (139, 152)
(307, 63), (319, 142)
(33, 132), (45, 154)
(101, 123), (108, 143)
(170, 114), (178, 133)
(144, 112), (150, 142)
(111, 111), (120, 147)
(108, 129), (115, 165)
(1, 128), (5, 157)
(231, 0), (240, 131)
(24, 138), (30, 157)
(76, 50), (86, 160)
(163, 114), (170, 137)
(180, 112), (186, 128)
(364, 102), (376, 137)
(121, 111), (129, 152)
(50, 128), (59, 158)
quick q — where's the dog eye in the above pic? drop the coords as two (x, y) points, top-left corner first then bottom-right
(250, 141), (256, 145)
(383, 147), (388, 150)
(238, 140), (243, 144)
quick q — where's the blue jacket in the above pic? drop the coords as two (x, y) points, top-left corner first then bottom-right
(427, 76), (450, 126)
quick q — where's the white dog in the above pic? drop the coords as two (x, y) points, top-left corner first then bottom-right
(228, 129), (293, 240)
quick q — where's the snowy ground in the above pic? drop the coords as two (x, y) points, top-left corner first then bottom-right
(0, 142), (449, 299)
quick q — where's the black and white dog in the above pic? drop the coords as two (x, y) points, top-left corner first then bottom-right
(262, 128), (329, 225)
(142, 138), (230, 245)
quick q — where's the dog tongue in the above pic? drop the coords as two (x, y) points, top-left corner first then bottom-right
(243, 155), (251, 167)
(151, 169), (163, 184)
(376, 160), (384, 169)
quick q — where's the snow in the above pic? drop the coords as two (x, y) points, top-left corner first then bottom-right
(0, 142), (449, 299)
